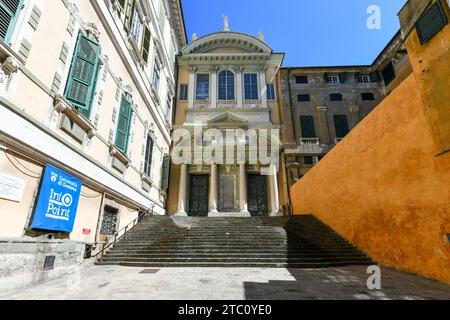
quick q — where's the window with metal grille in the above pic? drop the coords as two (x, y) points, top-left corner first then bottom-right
(295, 75), (308, 84)
(330, 93), (343, 102)
(297, 94), (310, 102)
(100, 206), (119, 236)
(362, 92), (375, 101)
(356, 75), (371, 83)
(326, 75), (339, 84)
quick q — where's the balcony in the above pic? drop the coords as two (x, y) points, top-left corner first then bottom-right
(284, 138), (330, 155)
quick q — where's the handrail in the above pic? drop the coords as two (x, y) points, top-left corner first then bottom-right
(83, 205), (156, 261)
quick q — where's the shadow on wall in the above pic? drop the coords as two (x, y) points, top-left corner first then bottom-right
(290, 72), (450, 284)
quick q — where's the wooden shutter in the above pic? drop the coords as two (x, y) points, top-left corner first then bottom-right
(65, 33), (101, 118)
(160, 154), (170, 192)
(141, 26), (151, 63)
(115, 96), (133, 153)
(334, 115), (350, 138)
(0, 0), (23, 42)
(300, 116), (316, 138)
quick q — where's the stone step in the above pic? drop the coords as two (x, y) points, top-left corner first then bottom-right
(100, 257), (373, 264)
(96, 261), (375, 268)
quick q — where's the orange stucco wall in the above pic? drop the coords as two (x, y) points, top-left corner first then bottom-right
(290, 73), (450, 283)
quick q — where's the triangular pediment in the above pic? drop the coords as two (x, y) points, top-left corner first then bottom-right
(207, 112), (248, 128)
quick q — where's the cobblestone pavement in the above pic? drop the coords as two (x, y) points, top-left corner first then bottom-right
(1, 265), (449, 300)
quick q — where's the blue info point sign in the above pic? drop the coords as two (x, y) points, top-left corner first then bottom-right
(32, 164), (82, 233)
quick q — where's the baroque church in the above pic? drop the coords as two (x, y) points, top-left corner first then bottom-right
(166, 18), (289, 217)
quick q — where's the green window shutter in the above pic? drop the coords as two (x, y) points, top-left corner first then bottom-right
(160, 154), (170, 192)
(115, 96), (133, 154)
(141, 26), (151, 63)
(0, 0), (24, 43)
(64, 33), (101, 118)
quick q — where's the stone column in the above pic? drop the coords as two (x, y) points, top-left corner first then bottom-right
(260, 68), (268, 109)
(239, 164), (250, 216)
(316, 106), (331, 145)
(210, 68), (217, 109)
(269, 163), (280, 216)
(176, 164), (188, 216)
(209, 163), (219, 215)
(236, 67), (243, 108)
(349, 105), (361, 128)
(188, 67), (196, 109)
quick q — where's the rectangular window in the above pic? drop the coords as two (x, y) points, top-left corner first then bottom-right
(356, 75), (371, 83)
(304, 156), (318, 165)
(381, 62), (396, 86)
(330, 93), (343, 102)
(130, 6), (143, 47)
(300, 115), (316, 138)
(416, 1), (448, 44)
(196, 74), (209, 100)
(326, 75), (339, 84)
(267, 84), (275, 100)
(165, 94), (172, 122)
(0, 0), (24, 42)
(295, 75), (308, 84)
(64, 33), (101, 119)
(179, 84), (188, 100)
(334, 115), (350, 138)
(362, 92), (375, 101)
(244, 74), (258, 100)
(141, 26), (151, 64)
(144, 135), (154, 177)
(297, 94), (310, 102)
(115, 95), (133, 154)
(152, 60), (161, 93)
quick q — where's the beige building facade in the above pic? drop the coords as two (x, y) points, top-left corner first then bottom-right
(279, 31), (412, 187)
(0, 0), (186, 278)
(166, 23), (290, 217)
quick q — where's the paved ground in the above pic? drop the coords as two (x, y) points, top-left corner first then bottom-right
(1, 265), (449, 300)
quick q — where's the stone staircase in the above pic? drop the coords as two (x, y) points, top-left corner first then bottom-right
(96, 215), (375, 268)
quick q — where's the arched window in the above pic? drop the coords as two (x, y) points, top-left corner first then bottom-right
(218, 70), (235, 100)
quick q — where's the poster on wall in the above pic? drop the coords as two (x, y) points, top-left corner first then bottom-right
(0, 172), (26, 202)
(31, 164), (82, 233)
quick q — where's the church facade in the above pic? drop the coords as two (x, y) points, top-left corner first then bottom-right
(166, 22), (290, 217)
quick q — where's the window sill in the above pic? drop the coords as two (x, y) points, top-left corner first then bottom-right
(109, 144), (131, 167)
(54, 94), (96, 139)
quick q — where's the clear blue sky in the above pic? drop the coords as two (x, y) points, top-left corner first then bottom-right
(181, 0), (407, 67)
